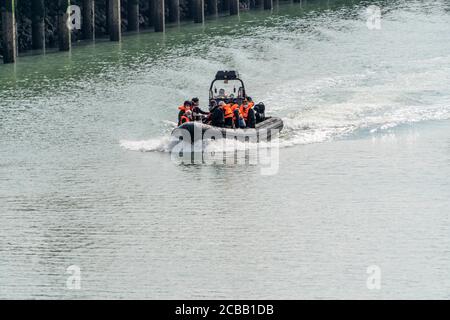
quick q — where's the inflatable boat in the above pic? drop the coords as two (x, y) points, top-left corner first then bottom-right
(174, 117), (284, 142)
(172, 71), (284, 143)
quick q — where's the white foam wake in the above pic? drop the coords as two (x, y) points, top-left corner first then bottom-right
(120, 137), (174, 153)
(120, 101), (450, 153)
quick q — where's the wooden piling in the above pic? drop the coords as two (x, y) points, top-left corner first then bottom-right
(105, 0), (110, 32)
(193, 0), (204, 23)
(230, 0), (239, 15)
(264, 0), (273, 10)
(222, 0), (230, 12)
(58, 0), (71, 51)
(154, 0), (165, 32)
(108, 0), (121, 41)
(31, 0), (45, 50)
(1, 0), (16, 63)
(255, 0), (263, 7)
(147, 0), (154, 27)
(83, 0), (95, 40)
(168, 0), (180, 23)
(3, 0), (314, 62)
(207, 0), (218, 16)
(128, 0), (139, 31)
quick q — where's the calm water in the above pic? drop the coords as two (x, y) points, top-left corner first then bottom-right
(1, 1), (450, 299)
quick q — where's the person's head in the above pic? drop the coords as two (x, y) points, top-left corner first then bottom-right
(218, 101), (226, 109)
(243, 99), (249, 107)
(247, 96), (252, 102)
(191, 97), (199, 106)
(219, 89), (225, 95)
(209, 100), (217, 111)
(184, 101), (192, 108)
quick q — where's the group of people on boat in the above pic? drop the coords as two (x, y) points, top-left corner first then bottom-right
(177, 97), (257, 129)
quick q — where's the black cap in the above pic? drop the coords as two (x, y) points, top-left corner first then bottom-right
(192, 97), (199, 103)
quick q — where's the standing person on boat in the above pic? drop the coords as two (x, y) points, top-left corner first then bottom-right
(231, 99), (239, 111)
(223, 102), (234, 128)
(191, 97), (209, 121)
(210, 101), (225, 127)
(240, 99), (256, 129)
(230, 99), (244, 128)
(204, 100), (216, 124)
(230, 100), (243, 129)
(234, 109), (246, 129)
(178, 101), (192, 125)
(217, 88), (227, 99)
(246, 96), (255, 109)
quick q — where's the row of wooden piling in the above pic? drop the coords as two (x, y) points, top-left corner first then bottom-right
(1, 0), (290, 64)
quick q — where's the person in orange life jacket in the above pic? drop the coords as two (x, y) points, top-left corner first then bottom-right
(180, 110), (193, 124)
(239, 99), (256, 129)
(246, 96), (255, 109)
(230, 99), (240, 110)
(229, 99), (244, 129)
(178, 101), (192, 125)
(227, 99), (241, 128)
(191, 97), (209, 121)
(222, 102), (234, 128)
(230, 99), (240, 115)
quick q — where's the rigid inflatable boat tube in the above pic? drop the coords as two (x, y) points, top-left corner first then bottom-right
(172, 117), (284, 143)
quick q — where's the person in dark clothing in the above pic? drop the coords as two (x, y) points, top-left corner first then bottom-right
(246, 108), (256, 128)
(210, 102), (225, 128)
(253, 102), (266, 123)
(203, 100), (215, 124)
(191, 97), (209, 121)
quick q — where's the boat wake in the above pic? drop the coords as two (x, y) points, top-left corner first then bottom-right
(120, 99), (450, 153)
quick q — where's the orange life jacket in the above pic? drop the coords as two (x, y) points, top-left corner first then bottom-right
(178, 105), (191, 125)
(223, 104), (233, 119)
(179, 105), (191, 112)
(180, 115), (190, 124)
(231, 104), (240, 121)
(239, 104), (252, 121)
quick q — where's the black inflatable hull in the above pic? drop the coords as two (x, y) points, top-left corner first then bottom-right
(172, 117), (284, 143)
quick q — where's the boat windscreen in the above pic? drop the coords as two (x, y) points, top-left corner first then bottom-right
(211, 80), (245, 100)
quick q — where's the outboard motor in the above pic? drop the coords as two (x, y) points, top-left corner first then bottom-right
(254, 103), (266, 123)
